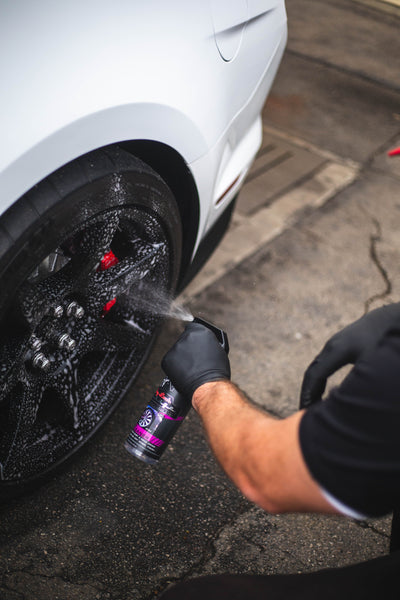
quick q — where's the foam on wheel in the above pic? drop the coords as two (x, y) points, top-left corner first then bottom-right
(0, 146), (182, 499)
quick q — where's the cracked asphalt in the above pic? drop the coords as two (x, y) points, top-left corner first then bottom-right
(1, 1), (400, 599)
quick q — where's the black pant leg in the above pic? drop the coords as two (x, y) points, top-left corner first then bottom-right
(159, 551), (400, 600)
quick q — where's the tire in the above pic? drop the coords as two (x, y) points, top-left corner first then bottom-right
(0, 146), (182, 500)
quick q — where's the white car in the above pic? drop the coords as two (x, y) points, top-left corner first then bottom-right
(0, 0), (287, 497)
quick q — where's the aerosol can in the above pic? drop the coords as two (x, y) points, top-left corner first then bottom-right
(124, 317), (229, 465)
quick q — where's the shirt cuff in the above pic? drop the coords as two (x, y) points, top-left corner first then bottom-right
(320, 487), (368, 520)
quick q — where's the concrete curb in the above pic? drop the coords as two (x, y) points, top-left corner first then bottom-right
(180, 159), (359, 303)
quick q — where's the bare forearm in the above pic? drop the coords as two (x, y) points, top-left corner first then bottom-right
(192, 381), (274, 500)
(192, 380), (336, 514)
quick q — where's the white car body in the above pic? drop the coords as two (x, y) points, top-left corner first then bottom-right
(0, 0), (287, 256)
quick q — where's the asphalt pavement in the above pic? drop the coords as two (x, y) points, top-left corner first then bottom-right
(2, 1), (400, 599)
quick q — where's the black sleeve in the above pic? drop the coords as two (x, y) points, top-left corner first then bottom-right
(299, 325), (400, 518)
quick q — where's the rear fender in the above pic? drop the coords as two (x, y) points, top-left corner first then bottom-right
(0, 104), (208, 217)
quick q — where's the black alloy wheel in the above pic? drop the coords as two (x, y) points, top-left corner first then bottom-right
(0, 147), (182, 499)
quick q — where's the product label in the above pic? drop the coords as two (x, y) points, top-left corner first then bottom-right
(151, 390), (180, 419)
(133, 423), (164, 447)
(125, 380), (191, 463)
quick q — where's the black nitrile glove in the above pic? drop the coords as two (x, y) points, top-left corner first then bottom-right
(300, 302), (400, 409)
(161, 322), (230, 398)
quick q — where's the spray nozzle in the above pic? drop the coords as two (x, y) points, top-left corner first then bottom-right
(192, 317), (229, 354)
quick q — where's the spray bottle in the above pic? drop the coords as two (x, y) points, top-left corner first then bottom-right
(124, 317), (229, 465)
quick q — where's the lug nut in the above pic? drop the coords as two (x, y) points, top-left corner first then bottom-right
(58, 333), (76, 352)
(30, 336), (42, 352)
(53, 305), (64, 318)
(32, 352), (51, 372)
(66, 301), (84, 319)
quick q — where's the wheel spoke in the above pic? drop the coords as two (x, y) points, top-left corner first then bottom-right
(87, 319), (149, 353)
(73, 214), (120, 278)
(46, 358), (81, 433)
(0, 378), (44, 478)
(18, 265), (74, 327)
(0, 358), (23, 400)
(85, 241), (165, 313)
(0, 327), (31, 394)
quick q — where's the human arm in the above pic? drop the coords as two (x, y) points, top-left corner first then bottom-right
(161, 322), (337, 515)
(191, 380), (337, 514)
(164, 319), (400, 518)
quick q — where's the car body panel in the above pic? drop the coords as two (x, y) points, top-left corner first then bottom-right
(0, 0), (286, 257)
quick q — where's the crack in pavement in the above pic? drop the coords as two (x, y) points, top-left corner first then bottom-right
(363, 215), (392, 313)
(355, 518), (391, 541)
(146, 504), (252, 600)
(1, 569), (106, 600)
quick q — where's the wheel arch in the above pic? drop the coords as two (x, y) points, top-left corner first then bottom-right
(1, 142), (200, 295)
(1, 102), (205, 286)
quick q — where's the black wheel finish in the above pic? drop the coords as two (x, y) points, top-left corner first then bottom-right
(0, 147), (182, 498)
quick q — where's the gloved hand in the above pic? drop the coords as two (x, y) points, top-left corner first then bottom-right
(161, 321), (230, 398)
(300, 302), (400, 409)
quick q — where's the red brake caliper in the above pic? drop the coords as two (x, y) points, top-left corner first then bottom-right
(99, 250), (119, 316)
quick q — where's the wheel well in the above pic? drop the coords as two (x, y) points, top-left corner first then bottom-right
(119, 140), (200, 287)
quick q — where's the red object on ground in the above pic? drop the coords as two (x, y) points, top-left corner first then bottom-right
(388, 147), (400, 157)
(99, 250), (119, 315)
